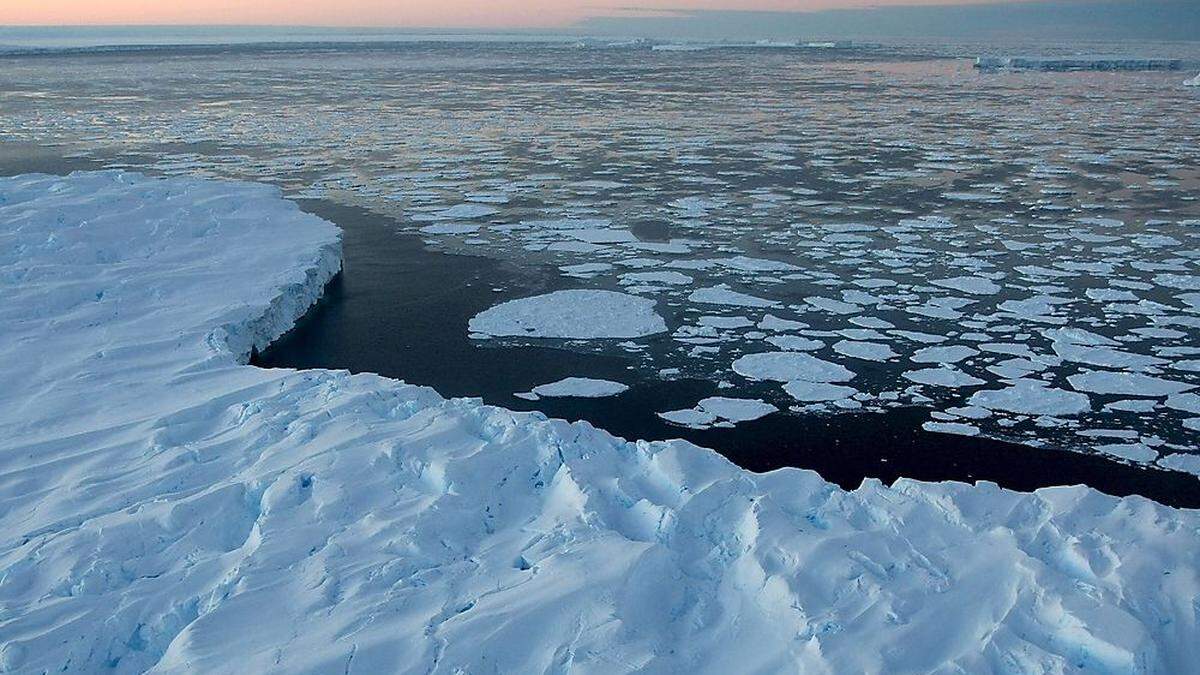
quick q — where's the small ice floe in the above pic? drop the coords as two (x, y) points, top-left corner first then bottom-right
(783, 380), (858, 402)
(469, 289), (667, 339)
(1159, 453), (1200, 477)
(833, 340), (898, 361)
(620, 271), (693, 286)
(517, 377), (629, 400)
(699, 315), (753, 329)
(931, 276), (1001, 295)
(805, 296), (861, 315)
(758, 314), (808, 331)
(766, 335), (824, 351)
(1164, 393), (1200, 414)
(689, 285), (779, 308)
(911, 345), (978, 364)
(560, 262), (613, 278)
(969, 379), (1091, 416)
(943, 192), (1002, 203)
(733, 352), (855, 383)
(1095, 443), (1158, 463)
(922, 421), (981, 437)
(1066, 371), (1193, 397)
(1185, 73), (1199, 87)
(710, 255), (801, 273)
(1105, 399), (1158, 413)
(658, 397), (777, 428)
(419, 222), (481, 235)
(903, 367), (986, 388)
(433, 203), (499, 219)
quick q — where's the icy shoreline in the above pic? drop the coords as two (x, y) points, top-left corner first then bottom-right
(2, 172), (1199, 673)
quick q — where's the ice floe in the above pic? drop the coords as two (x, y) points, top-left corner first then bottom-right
(469, 289), (667, 339)
(969, 379), (1092, 416)
(659, 397), (778, 428)
(733, 352), (856, 383)
(525, 377), (629, 399)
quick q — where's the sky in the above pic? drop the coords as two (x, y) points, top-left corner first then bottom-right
(0, 0), (1196, 41)
(0, 0), (1079, 30)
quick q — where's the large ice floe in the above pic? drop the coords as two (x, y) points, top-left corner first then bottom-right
(2, 171), (1199, 674)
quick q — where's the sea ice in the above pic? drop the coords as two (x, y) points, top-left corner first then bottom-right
(969, 379), (1092, 416)
(912, 345), (978, 364)
(733, 352), (856, 383)
(833, 340), (899, 361)
(469, 289), (667, 339)
(658, 397), (777, 428)
(1096, 443), (1158, 463)
(922, 421), (981, 436)
(783, 380), (859, 402)
(903, 367), (986, 388)
(690, 285), (779, 308)
(5, 171), (1200, 675)
(1067, 371), (1194, 397)
(529, 377), (629, 398)
(697, 396), (778, 422)
(931, 276), (1001, 295)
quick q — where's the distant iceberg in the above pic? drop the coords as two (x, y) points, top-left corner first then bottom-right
(975, 56), (1182, 72)
(1186, 72), (1200, 86)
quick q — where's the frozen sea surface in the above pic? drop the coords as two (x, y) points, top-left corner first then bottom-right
(2, 40), (1199, 469)
(3, 171), (1200, 673)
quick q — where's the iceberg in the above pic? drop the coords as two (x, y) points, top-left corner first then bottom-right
(1186, 72), (1200, 86)
(3, 172), (1200, 673)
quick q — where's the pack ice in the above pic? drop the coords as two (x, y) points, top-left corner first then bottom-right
(2, 172), (1199, 674)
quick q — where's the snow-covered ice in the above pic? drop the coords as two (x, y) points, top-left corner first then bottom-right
(469, 289), (667, 339)
(782, 380), (859, 402)
(969, 379), (1092, 416)
(689, 284), (778, 308)
(732, 352), (856, 383)
(903, 367), (986, 388)
(1068, 371), (1194, 397)
(527, 377), (629, 398)
(4, 172), (1200, 673)
(659, 397), (778, 428)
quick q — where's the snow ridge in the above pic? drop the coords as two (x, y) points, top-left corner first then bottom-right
(1, 172), (1198, 674)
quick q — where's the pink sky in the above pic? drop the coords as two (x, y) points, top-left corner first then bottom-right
(0, 0), (1016, 29)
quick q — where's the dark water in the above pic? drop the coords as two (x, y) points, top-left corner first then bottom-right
(255, 200), (1200, 508)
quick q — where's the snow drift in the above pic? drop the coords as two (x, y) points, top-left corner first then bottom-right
(1, 172), (1198, 674)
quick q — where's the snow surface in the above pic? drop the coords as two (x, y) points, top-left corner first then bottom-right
(3, 172), (1200, 674)
(969, 379), (1092, 416)
(658, 397), (777, 429)
(528, 377), (629, 399)
(469, 289), (667, 339)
